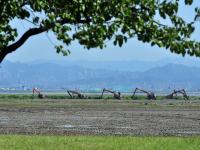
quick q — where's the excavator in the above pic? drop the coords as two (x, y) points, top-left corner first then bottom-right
(32, 88), (45, 99)
(101, 88), (121, 99)
(166, 89), (189, 100)
(132, 88), (156, 100)
(67, 90), (85, 99)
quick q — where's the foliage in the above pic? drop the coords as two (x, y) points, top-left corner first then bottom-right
(0, 0), (200, 62)
(0, 135), (200, 150)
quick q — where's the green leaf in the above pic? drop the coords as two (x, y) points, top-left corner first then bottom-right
(185, 0), (193, 5)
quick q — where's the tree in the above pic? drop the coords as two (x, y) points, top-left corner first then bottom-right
(0, 0), (199, 63)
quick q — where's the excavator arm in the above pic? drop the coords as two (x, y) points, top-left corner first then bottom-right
(67, 90), (85, 99)
(133, 88), (149, 96)
(101, 88), (121, 99)
(132, 88), (156, 100)
(166, 89), (189, 100)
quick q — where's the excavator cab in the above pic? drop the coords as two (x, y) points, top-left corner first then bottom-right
(147, 92), (156, 100)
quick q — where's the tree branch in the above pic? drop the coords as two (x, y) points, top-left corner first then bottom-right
(0, 27), (48, 63)
(0, 18), (91, 63)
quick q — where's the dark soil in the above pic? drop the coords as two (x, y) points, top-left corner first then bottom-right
(0, 99), (200, 136)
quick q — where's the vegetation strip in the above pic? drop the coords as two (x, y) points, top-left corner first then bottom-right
(0, 94), (200, 100)
(0, 135), (199, 150)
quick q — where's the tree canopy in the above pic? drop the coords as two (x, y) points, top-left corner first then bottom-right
(0, 0), (200, 62)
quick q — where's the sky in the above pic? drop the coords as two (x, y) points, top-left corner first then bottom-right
(4, 1), (200, 63)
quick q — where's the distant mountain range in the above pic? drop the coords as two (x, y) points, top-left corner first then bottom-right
(27, 57), (200, 72)
(0, 60), (200, 91)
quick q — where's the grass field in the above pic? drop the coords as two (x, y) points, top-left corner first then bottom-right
(0, 135), (200, 150)
(0, 94), (200, 110)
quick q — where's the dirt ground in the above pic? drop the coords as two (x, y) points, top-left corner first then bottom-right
(0, 99), (200, 136)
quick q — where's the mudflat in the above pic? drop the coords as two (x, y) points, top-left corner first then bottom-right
(0, 99), (200, 136)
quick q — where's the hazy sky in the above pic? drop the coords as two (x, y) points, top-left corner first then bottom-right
(5, 1), (200, 63)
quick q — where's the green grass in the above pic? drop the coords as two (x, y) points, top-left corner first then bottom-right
(0, 135), (199, 150)
(0, 94), (197, 100)
(0, 97), (199, 110)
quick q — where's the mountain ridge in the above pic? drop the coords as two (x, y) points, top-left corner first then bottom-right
(0, 61), (199, 91)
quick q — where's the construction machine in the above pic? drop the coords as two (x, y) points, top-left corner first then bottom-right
(132, 88), (156, 100)
(166, 89), (189, 100)
(32, 88), (45, 99)
(67, 90), (85, 99)
(101, 88), (121, 99)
